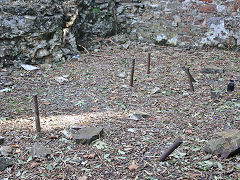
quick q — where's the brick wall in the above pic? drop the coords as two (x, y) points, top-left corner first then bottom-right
(116, 0), (240, 48)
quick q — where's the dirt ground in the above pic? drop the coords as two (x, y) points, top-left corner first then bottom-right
(0, 44), (240, 179)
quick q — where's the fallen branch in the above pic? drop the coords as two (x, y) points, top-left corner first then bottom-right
(79, 45), (89, 54)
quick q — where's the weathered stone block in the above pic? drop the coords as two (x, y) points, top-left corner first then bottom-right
(204, 129), (240, 158)
(0, 157), (13, 171)
(72, 127), (104, 145)
(30, 143), (52, 159)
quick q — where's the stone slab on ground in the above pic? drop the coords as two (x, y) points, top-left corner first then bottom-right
(0, 157), (13, 171)
(128, 113), (150, 121)
(202, 65), (224, 74)
(30, 143), (52, 159)
(72, 127), (104, 145)
(204, 129), (240, 158)
(151, 87), (161, 94)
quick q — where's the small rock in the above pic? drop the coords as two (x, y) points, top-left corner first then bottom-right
(0, 88), (11, 93)
(70, 125), (82, 130)
(40, 64), (52, 69)
(0, 146), (12, 156)
(30, 143), (52, 159)
(129, 113), (150, 121)
(0, 157), (13, 171)
(118, 72), (127, 78)
(54, 76), (68, 83)
(202, 65), (224, 74)
(202, 154), (212, 161)
(62, 74), (70, 78)
(0, 136), (4, 145)
(4, 81), (13, 87)
(128, 128), (136, 133)
(62, 129), (71, 139)
(72, 127), (104, 145)
(122, 42), (130, 49)
(151, 87), (161, 94)
(183, 92), (190, 96)
(155, 34), (167, 45)
(21, 64), (40, 71)
(94, 49), (100, 52)
(204, 129), (240, 158)
(121, 85), (130, 89)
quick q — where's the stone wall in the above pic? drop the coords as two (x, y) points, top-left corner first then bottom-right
(0, 0), (239, 67)
(0, 0), (118, 67)
(0, 0), (68, 67)
(116, 0), (240, 48)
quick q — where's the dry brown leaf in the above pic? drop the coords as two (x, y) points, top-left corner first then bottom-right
(43, 101), (51, 105)
(146, 78), (153, 82)
(83, 153), (96, 159)
(30, 162), (40, 168)
(185, 129), (193, 134)
(88, 153), (96, 159)
(128, 164), (139, 171)
(110, 96), (116, 100)
(78, 175), (88, 180)
(91, 108), (98, 111)
(15, 148), (21, 153)
(188, 173), (200, 178)
(12, 144), (20, 148)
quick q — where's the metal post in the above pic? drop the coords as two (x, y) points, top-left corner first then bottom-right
(33, 94), (41, 133)
(130, 59), (135, 87)
(147, 52), (151, 74)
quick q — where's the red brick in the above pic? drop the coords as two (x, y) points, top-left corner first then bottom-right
(233, 0), (240, 12)
(200, 0), (213, 3)
(165, 13), (173, 20)
(181, 36), (191, 42)
(188, 16), (194, 22)
(194, 17), (205, 25)
(199, 4), (217, 13)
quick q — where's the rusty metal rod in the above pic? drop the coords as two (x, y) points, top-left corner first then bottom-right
(147, 52), (151, 74)
(159, 138), (183, 161)
(130, 59), (135, 87)
(33, 94), (41, 133)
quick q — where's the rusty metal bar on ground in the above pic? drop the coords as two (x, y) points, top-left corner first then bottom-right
(130, 59), (135, 87)
(33, 94), (41, 133)
(159, 138), (183, 161)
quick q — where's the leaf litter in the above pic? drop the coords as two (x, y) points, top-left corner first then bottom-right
(0, 43), (240, 179)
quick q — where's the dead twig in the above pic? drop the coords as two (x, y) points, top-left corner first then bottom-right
(79, 45), (90, 54)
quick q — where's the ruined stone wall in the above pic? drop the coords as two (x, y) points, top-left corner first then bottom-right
(1, 0), (239, 67)
(116, 0), (240, 48)
(0, 0), (118, 67)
